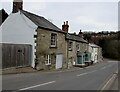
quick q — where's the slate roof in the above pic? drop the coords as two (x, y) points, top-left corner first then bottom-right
(89, 43), (100, 48)
(20, 10), (65, 33)
(0, 9), (8, 26)
(66, 33), (88, 43)
(20, 10), (88, 43)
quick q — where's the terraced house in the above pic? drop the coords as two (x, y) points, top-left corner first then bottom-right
(35, 20), (89, 70)
(65, 33), (89, 68)
(1, 0), (102, 70)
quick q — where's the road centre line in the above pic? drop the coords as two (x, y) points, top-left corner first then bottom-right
(16, 81), (56, 91)
(77, 70), (97, 76)
(77, 73), (88, 76)
(100, 64), (112, 70)
(100, 66), (106, 70)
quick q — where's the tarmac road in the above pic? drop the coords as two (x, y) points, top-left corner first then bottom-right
(2, 59), (119, 91)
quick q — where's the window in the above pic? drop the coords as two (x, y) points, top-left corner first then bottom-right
(68, 42), (73, 51)
(45, 55), (51, 65)
(76, 44), (80, 51)
(51, 33), (57, 47)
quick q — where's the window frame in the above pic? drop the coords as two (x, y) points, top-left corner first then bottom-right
(50, 33), (57, 47)
(68, 42), (73, 51)
(76, 44), (80, 51)
(45, 54), (51, 65)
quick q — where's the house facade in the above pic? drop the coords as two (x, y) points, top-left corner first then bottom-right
(65, 33), (89, 67)
(35, 28), (68, 70)
(88, 43), (102, 63)
(0, 10), (38, 69)
(0, 0), (102, 70)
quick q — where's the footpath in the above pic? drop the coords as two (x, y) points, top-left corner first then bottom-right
(0, 61), (103, 75)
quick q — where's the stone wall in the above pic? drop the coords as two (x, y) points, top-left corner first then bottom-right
(67, 41), (88, 68)
(35, 28), (67, 70)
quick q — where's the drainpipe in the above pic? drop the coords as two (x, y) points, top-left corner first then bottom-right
(67, 40), (69, 69)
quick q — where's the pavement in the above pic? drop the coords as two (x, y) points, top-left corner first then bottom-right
(2, 59), (119, 91)
(1, 67), (37, 75)
(1, 60), (102, 75)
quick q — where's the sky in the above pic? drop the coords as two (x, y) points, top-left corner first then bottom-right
(1, 0), (119, 33)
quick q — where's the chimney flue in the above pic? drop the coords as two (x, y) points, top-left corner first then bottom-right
(62, 21), (69, 33)
(78, 29), (83, 37)
(12, 0), (23, 13)
(64, 22), (65, 25)
(66, 21), (68, 25)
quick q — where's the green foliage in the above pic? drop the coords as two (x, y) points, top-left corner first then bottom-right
(99, 39), (119, 60)
(83, 34), (91, 41)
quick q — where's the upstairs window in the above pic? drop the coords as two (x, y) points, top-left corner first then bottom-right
(51, 33), (57, 47)
(68, 42), (73, 51)
(76, 44), (80, 51)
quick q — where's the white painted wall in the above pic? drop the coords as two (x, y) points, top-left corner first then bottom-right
(0, 11), (38, 67)
(88, 45), (99, 63)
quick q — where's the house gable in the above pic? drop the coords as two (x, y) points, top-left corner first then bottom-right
(1, 11), (37, 44)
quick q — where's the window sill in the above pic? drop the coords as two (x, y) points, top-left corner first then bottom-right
(50, 46), (57, 49)
(45, 64), (51, 66)
(68, 49), (72, 51)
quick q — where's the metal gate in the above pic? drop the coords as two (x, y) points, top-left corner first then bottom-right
(56, 54), (63, 69)
(2, 44), (32, 69)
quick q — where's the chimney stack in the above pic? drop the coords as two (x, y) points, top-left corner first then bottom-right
(12, 0), (23, 13)
(62, 21), (69, 32)
(78, 29), (83, 37)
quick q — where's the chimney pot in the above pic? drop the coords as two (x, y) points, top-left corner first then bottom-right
(64, 22), (65, 25)
(78, 29), (83, 37)
(66, 21), (68, 25)
(62, 21), (69, 33)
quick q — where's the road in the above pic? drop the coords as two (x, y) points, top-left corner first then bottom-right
(2, 59), (119, 91)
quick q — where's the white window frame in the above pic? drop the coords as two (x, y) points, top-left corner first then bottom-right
(45, 55), (51, 65)
(68, 42), (73, 51)
(76, 44), (80, 51)
(51, 33), (57, 47)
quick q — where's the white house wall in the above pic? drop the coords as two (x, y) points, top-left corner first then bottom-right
(88, 46), (99, 63)
(0, 11), (38, 68)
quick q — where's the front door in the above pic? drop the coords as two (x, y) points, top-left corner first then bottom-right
(56, 54), (63, 69)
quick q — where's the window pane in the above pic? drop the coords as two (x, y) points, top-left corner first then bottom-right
(51, 33), (57, 47)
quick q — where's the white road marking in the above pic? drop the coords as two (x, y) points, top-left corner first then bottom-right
(89, 70), (97, 73)
(77, 70), (97, 76)
(17, 81), (56, 91)
(77, 73), (88, 76)
(101, 66), (106, 70)
(100, 74), (116, 91)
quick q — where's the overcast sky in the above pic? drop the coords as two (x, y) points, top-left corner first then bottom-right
(1, 0), (119, 33)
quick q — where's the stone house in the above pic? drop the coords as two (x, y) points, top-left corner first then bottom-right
(35, 21), (89, 70)
(61, 23), (89, 67)
(35, 25), (68, 70)
(65, 33), (89, 67)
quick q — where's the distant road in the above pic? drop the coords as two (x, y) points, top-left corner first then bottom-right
(2, 59), (119, 91)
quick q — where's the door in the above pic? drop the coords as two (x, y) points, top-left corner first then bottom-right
(2, 44), (32, 69)
(94, 54), (98, 63)
(56, 54), (63, 69)
(77, 56), (83, 64)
